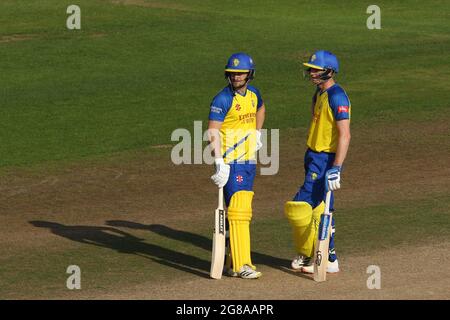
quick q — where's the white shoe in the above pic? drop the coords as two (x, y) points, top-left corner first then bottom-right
(327, 259), (339, 273)
(238, 265), (262, 279)
(300, 259), (340, 274)
(291, 255), (312, 270)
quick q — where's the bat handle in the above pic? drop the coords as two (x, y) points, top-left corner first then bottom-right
(218, 187), (224, 208)
(325, 190), (332, 214)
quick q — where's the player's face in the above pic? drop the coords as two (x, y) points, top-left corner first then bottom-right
(229, 72), (249, 89)
(308, 68), (324, 85)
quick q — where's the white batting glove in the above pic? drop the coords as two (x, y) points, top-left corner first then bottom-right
(326, 166), (341, 191)
(211, 158), (230, 188)
(255, 130), (263, 152)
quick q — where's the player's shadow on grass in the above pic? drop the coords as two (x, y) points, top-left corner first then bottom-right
(106, 220), (291, 271)
(29, 220), (210, 278)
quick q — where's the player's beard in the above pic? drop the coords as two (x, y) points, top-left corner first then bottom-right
(311, 76), (323, 85)
(232, 79), (247, 91)
(309, 71), (325, 85)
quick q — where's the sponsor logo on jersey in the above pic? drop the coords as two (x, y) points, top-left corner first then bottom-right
(338, 106), (349, 113)
(210, 106), (222, 114)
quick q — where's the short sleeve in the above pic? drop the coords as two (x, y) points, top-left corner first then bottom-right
(328, 90), (350, 121)
(209, 93), (231, 122)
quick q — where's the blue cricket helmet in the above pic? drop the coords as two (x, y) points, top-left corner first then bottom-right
(303, 50), (339, 73)
(225, 52), (255, 73)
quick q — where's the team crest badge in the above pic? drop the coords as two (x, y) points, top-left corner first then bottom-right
(233, 58), (240, 67)
(311, 172), (318, 180)
(235, 104), (241, 111)
(236, 175), (243, 183)
(311, 54), (316, 62)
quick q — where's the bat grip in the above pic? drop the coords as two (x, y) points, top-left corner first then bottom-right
(324, 190), (332, 215)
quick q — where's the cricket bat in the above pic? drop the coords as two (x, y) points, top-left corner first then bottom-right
(313, 190), (333, 282)
(210, 187), (226, 279)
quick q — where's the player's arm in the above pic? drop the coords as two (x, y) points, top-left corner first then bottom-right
(253, 88), (265, 151)
(208, 94), (230, 188)
(329, 91), (351, 167)
(208, 93), (228, 159)
(326, 91), (351, 191)
(256, 103), (265, 130)
(333, 119), (351, 167)
(208, 120), (230, 188)
(208, 120), (223, 159)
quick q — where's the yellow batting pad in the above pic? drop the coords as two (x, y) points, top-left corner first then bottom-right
(285, 201), (325, 257)
(285, 201), (313, 227)
(305, 201), (325, 256)
(228, 191), (254, 272)
(312, 201), (325, 223)
(285, 201), (313, 256)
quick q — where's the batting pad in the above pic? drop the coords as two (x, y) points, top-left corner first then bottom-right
(285, 201), (325, 257)
(228, 191), (255, 273)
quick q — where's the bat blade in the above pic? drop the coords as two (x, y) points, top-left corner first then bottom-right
(210, 189), (226, 279)
(314, 191), (332, 282)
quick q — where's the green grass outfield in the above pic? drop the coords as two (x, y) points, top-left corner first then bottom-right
(1, 0), (449, 168)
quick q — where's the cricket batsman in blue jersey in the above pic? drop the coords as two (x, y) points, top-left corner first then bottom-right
(285, 50), (351, 274)
(208, 53), (266, 279)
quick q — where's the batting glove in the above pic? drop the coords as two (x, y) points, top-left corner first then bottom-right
(211, 158), (230, 188)
(326, 166), (342, 191)
(255, 130), (263, 152)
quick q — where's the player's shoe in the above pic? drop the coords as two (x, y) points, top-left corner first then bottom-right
(300, 259), (339, 274)
(291, 255), (312, 270)
(224, 266), (238, 277)
(238, 265), (262, 279)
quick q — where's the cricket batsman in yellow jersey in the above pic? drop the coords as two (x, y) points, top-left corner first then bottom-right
(285, 50), (351, 274)
(208, 53), (266, 279)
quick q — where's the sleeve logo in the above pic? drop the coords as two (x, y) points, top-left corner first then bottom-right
(210, 106), (222, 114)
(338, 106), (349, 113)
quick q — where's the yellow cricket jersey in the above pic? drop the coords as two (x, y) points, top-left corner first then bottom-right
(209, 85), (263, 163)
(307, 84), (351, 153)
